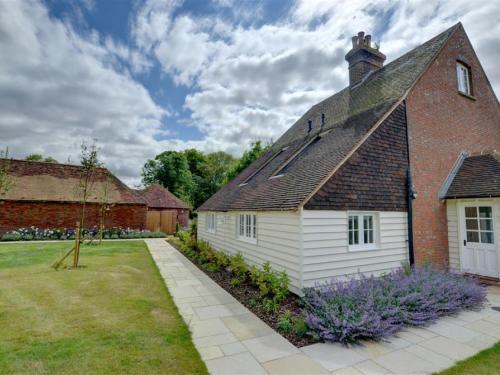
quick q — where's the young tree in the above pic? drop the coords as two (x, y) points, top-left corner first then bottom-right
(74, 141), (102, 266)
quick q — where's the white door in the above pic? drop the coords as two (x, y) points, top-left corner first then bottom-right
(461, 205), (497, 277)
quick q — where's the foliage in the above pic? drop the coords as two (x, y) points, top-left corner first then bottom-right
(0, 227), (166, 241)
(262, 298), (280, 314)
(249, 262), (289, 303)
(303, 266), (487, 343)
(142, 151), (194, 204)
(142, 142), (270, 209)
(229, 253), (247, 285)
(25, 154), (58, 163)
(293, 317), (309, 337)
(0, 148), (12, 198)
(277, 310), (294, 333)
(224, 141), (270, 183)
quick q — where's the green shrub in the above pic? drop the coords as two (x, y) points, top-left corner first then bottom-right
(1, 233), (22, 241)
(277, 310), (293, 333)
(176, 230), (191, 244)
(249, 262), (289, 303)
(293, 317), (309, 337)
(190, 220), (197, 242)
(262, 298), (280, 314)
(229, 253), (247, 285)
(214, 251), (230, 269)
(198, 240), (216, 265)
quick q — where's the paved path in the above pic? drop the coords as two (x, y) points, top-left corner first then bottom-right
(146, 239), (500, 375)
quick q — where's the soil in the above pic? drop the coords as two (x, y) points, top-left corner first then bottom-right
(167, 238), (315, 347)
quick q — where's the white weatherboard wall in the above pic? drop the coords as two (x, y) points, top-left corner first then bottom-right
(301, 210), (409, 288)
(198, 209), (409, 293)
(198, 211), (302, 293)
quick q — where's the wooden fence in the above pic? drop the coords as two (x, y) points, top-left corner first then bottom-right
(146, 210), (177, 234)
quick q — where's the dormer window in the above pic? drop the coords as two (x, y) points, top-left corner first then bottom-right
(456, 62), (472, 96)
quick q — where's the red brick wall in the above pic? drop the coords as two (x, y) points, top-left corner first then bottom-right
(407, 25), (500, 265)
(0, 201), (147, 234)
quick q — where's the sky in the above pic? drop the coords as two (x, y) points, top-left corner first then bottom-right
(0, 0), (499, 186)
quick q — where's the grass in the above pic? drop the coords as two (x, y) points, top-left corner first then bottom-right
(0, 241), (208, 374)
(436, 342), (500, 375)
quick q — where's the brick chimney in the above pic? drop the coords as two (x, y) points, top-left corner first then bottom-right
(345, 31), (386, 87)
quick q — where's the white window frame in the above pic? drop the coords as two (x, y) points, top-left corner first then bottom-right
(206, 213), (216, 233)
(237, 213), (257, 244)
(456, 62), (471, 96)
(347, 212), (378, 251)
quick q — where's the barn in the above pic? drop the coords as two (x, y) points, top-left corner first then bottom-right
(0, 159), (147, 234)
(138, 183), (190, 234)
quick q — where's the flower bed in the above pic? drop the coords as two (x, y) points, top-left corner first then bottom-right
(168, 230), (313, 347)
(170, 228), (487, 345)
(304, 267), (487, 343)
(1, 227), (166, 241)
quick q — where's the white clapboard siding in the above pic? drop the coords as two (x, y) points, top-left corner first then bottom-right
(301, 210), (408, 288)
(446, 200), (461, 271)
(198, 211), (302, 293)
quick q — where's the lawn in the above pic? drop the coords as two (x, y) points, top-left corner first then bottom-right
(0, 241), (207, 374)
(436, 342), (500, 375)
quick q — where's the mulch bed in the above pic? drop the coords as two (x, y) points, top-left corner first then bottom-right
(167, 238), (314, 347)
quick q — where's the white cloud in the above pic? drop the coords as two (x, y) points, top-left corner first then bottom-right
(1, 0), (499, 186)
(0, 0), (191, 186)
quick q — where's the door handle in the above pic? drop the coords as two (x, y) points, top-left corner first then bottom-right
(463, 240), (467, 246)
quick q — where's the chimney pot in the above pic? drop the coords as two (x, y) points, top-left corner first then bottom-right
(365, 35), (371, 47)
(345, 30), (386, 87)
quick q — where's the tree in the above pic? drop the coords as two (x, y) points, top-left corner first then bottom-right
(75, 141), (102, 266)
(25, 154), (58, 163)
(225, 141), (269, 183)
(0, 148), (12, 198)
(142, 151), (194, 204)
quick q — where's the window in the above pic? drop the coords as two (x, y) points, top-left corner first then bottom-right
(456, 62), (472, 96)
(348, 213), (377, 250)
(465, 206), (494, 244)
(238, 213), (257, 243)
(206, 213), (216, 233)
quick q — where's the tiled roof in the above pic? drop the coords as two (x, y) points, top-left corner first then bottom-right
(137, 183), (190, 209)
(445, 154), (500, 198)
(0, 159), (146, 205)
(198, 24), (460, 211)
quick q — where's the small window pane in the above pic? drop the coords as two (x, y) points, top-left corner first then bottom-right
(353, 230), (359, 245)
(252, 215), (256, 238)
(480, 232), (494, 244)
(466, 219), (478, 230)
(479, 207), (492, 218)
(245, 214), (251, 237)
(465, 207), (477, 218)
(239, 215), (244, 236)
(349, 230), (354, 245)
(479, 219), (493, 231)
(466, 231), (479, 243)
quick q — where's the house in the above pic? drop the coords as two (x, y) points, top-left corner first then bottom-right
(197, 23), (500, 293)
(0, 159), (147, 233)
(138, 183), (190, 233)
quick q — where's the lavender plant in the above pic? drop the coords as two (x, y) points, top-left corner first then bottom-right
(303, 266), (486, 343)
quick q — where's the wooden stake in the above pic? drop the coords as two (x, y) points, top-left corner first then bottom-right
(73, 221), (81, 268)
(52, 246), (75, 270)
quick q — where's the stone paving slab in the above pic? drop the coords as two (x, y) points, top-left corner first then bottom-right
(146, 239), (500, 375)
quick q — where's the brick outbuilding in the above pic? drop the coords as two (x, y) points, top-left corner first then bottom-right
(0, 159), (147, 234)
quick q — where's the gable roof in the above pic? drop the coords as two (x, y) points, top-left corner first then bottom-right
(137, 183), (190, 209)
(0, 159), (146, 205)
(444, 153), (500, 199)
(199, 24), (460, 212)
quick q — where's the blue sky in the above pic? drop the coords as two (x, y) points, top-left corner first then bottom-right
(0, 0), (498, 185)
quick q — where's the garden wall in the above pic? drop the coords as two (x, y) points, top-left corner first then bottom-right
(0, 201), (147, 234)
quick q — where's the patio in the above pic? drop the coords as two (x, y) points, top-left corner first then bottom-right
(146, 239), (500, 375)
